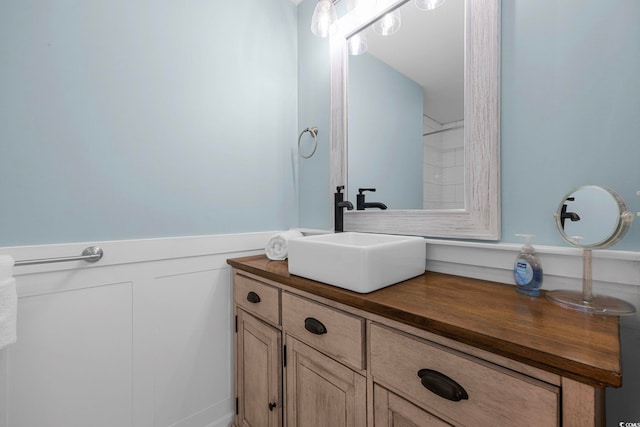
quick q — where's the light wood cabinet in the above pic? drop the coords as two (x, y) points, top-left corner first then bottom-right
(234, 271), (367, 427)
(230, 257), (621, 427)
(370, 323), (559, 426)
(373, 384), (451, 427)
(236, 309), (282, 427)
(282, 292), (365, 370)
(234, 272), (283, 427)
(234, 273), (281, 326)
(285, 336), (366, 427)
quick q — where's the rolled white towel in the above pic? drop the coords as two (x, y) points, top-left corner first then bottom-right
(266, 230), (304, 260)
(0, 256), (16, 350)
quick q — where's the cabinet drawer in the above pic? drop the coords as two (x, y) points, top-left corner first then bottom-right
(370, 324), (559, 427)
(234, 274), (280, 326)
(282, 292), (365, 370)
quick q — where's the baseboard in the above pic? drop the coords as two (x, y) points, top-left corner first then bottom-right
(206, 413), (234, 427)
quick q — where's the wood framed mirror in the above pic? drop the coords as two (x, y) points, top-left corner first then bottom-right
(329, 0), (500, 239)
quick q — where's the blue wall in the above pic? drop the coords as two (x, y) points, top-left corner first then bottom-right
(348, 53), (424, 209)
(3, 0), (639, 250)
(0, 0), (298, 246)
(502, 0), (640, 250)
(297, 0), (332, 230)
(297, 0), (640, 251)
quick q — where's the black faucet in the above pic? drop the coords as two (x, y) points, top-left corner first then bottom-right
(559, 197), (581, 229)
(334, 186), (353, 233)
(357, 188), (387, 210)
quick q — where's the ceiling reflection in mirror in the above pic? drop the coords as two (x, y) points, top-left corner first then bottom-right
(347, 0), (464, 210)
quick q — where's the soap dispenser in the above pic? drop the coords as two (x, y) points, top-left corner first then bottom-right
(513, 234), (543, 297)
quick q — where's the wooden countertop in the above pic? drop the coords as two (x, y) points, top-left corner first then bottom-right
(227, 255), (621, 388)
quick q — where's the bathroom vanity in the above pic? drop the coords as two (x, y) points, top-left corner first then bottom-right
(228, 255), (621, 427)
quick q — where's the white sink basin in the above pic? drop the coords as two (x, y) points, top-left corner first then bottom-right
(287, 232), (426, 293)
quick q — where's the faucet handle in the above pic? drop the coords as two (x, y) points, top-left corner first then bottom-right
(358, 188), (376, 194)
(336, 185), (345, 193)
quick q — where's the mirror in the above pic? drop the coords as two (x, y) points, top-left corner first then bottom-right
(347, 0), (464, 210)
(548, 185), (635, 315)
(554, 185), (632, 249)
(329, 0), (500, 239)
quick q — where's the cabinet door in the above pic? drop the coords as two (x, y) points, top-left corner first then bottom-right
(237, 309), (282, 427)
(285, 336), (366, 427)
(374, 385), (451, 427)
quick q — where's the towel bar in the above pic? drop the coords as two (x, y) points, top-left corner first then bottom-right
(14, 246), (104, 267)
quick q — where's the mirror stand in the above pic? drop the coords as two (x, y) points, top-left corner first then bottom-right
(547, 185), (636, 316)
(547, 249), (636, 316)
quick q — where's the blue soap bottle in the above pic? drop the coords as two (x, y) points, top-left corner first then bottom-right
(513, 234), (543, 297)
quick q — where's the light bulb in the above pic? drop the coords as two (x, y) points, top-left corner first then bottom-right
(311, 0), (338, 38)
(415, 0), (447, 11)
(372, 9), (401, 36)
(348, 31), (368, 55)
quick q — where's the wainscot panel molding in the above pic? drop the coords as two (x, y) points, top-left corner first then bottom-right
(425, 238), (640, 296)
(0, 232), (276, 427)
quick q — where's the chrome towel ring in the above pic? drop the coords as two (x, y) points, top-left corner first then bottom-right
(298, 127), (319, 159)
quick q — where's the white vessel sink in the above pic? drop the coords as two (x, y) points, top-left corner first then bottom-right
(287, 232), (426, 293)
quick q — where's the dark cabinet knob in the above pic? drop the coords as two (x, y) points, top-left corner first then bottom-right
(246, 291), (261, 304)
(417, 369), (468, 402)
(268, 402), (277, 411)
(304, 317), (327, 335)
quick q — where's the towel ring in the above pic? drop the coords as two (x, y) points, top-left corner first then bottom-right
(298, 127), (319, 159)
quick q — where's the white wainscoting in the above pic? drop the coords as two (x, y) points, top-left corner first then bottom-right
(2, 234), (639, 426)
(0, 232), (276, 427)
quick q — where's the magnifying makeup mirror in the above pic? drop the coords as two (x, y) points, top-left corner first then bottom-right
(547, 185), (636, 315)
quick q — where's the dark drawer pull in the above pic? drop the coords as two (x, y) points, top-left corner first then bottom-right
(304, 317), (327, 335)
(268, 402), (277, 411)
(417, 369), (468, 402)
(246, 291), (261, 304)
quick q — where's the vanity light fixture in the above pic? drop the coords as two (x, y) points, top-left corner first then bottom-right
(346, 0), (368, 54)
(311, 0), (339, 38)
(311, 0), (447, 42)
(348, 31), (368, 55)
(372, 8), (401, 36)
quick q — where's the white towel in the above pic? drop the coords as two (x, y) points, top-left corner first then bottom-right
(0, 255), (17, 350)
(265, 230), (304, 260)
